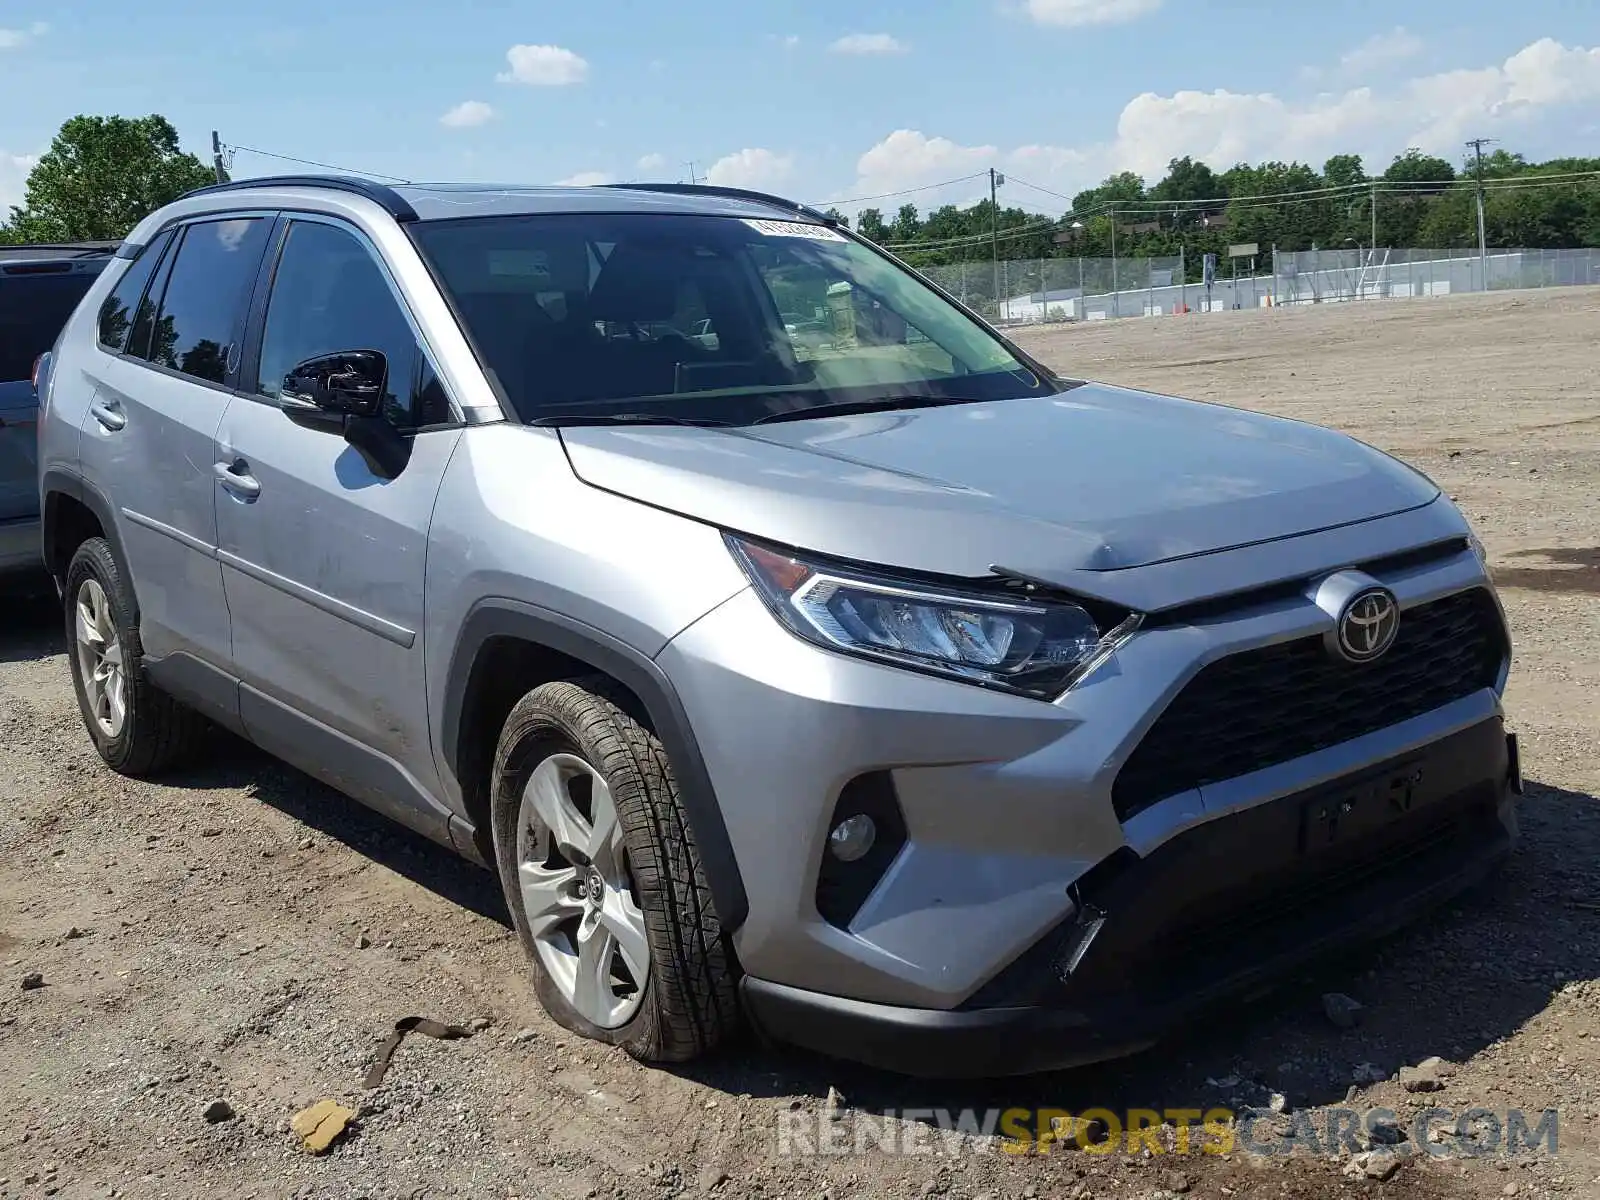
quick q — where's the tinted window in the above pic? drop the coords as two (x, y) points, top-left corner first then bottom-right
(128, 239), (176, 363)
(142, 217), (271, 384)
(97, 231), (174, 354)
(257, 220), (450, 427)
(411, 213), (1041, 425)
(0, 270), (99, 383)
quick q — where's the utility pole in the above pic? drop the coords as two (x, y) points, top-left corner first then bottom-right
(1466, 137), (1496, 288)
(1370, 181), (1377, 256)
(211, 130), (227, 184)
(685, 161), (700, 185)
(989, 167), (1004, 318)
(1109, 208), (1118, 315)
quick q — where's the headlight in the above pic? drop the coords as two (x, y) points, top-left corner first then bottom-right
(1467, 532), (1495, 581)
(726, 536), (1139, 699)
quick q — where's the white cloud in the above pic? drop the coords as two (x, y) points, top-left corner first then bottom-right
(1111, 38), (1600, 179)
(439, 100), (495, 129)
(497, 44), (589, 86)
(829, 33), (908, 56)
(636, 152), (667, 174)
(1501, 37), (1600, 107)
(554, 171), (614, 187)
(829, 37), (1600, 214)
(783, 34), (801, 48)
(837, 130), (1090, 213)
(0, 152), (38, 211)
(848, 130), (995, 203)
(1339, 26), (1425, 74)
(705, 148), (796, 189)
(0, 20), (48, 48)
(1021, 0), (1161, 28)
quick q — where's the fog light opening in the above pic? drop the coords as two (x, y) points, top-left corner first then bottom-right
(828, 814), (877, 863)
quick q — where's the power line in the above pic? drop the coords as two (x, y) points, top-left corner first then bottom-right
(224, 143), (412, 184)
(884, 216), (1065, 252)
(811, 172), (989, 208)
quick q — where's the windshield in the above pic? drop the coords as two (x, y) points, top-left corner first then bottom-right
(409, 212), (1052, 424)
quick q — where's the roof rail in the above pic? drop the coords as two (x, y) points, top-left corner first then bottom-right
(599, 182), (838, 225)
(180, 175), (419, 222)
(0, 241), (120, 255)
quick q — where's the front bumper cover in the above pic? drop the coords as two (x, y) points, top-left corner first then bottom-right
(742, 720), (1517, 1077)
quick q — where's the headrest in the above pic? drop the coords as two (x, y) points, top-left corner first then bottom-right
(586, 240), (687, 323)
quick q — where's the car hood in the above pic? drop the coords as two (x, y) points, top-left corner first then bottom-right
(559, 382), (1439, 587)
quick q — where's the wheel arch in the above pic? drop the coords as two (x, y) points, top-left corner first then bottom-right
(40, 470), (129, 590)
(441, 599), (750, 933)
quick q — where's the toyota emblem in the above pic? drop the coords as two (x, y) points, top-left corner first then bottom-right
(1333, 587), (1401, 663)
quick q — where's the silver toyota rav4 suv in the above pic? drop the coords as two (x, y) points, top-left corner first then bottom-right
(36, 176), (1519, 1076)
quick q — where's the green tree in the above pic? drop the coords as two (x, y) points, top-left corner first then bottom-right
(1151, 156), (1224, 204)
(1384, 148), (1455, 185)
(1380, 149), (1457, 245)
(1323, 154), (1367, 189)
(1072, 171), (1145, 215)
(890, 203), (921, 243)
(856, 207), (889, 242)
(4, 114), (215, 242)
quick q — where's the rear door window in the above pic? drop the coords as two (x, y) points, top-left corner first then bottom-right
(138, 217), (272, 385)
(97, 230), (175, 354)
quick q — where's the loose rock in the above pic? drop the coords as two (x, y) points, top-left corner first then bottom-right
(1351, 1061), (1387, 1085)
(20, 972), (43, 991)
(1322, 992), (1364, 1029)
(695, 1166), (728, 1193)
(825, 1086), (845, 1121)
(1399, 1061), (1446, 1093)
(202, 1099), (235, 1124)
(1345, 1150), (1403, 1181)
(290, 1099), (355, 1154)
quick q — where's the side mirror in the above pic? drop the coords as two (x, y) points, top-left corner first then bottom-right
(281, 350), (388, 425)
(280, 349), (411, 480)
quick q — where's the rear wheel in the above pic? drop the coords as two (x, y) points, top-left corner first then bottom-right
(490, 678), (737, 1062)
(64, 538), (206, 775)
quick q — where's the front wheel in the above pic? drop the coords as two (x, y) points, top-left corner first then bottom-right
(489, 678), (738, 1062)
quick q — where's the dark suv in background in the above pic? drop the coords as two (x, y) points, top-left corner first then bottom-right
(0, 242), (116, 577)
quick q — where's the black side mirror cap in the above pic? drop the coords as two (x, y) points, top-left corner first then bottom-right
(281, 349), (388, 423)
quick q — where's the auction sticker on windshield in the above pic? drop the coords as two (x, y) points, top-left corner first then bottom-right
(742, 219), (846, 241)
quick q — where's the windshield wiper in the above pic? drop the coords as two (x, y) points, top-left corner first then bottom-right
(530, 412), (738, 428)
(747, 395), (980, 425)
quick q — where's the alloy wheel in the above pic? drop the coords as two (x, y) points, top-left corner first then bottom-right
(74, 578), (126, 739)
(516, 752), (650, 1028)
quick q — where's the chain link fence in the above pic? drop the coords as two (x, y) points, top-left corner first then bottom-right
(915, 248), (1600, 327)
(1273, 247), (1600, 304)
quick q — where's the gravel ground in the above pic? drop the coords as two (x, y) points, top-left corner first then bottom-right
(2, 287), (1597, 1200)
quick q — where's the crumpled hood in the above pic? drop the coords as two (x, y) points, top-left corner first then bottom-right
(559, 382), (1439, 585)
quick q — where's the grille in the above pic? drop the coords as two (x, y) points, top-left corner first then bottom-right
(1112, 588), (1505, 822)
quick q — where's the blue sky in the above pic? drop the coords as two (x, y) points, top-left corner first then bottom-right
(3, 0), (1598, 219)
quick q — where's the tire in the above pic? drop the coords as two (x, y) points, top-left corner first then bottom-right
(63, 537), (207, 776)
(490, 677), (738, 1063)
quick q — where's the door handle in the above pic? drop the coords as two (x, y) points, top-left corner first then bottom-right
(213, 459), (262, 500)
(89, 399), (127, 432)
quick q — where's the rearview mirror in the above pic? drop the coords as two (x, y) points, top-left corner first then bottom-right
(281, 350), (388, 423)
